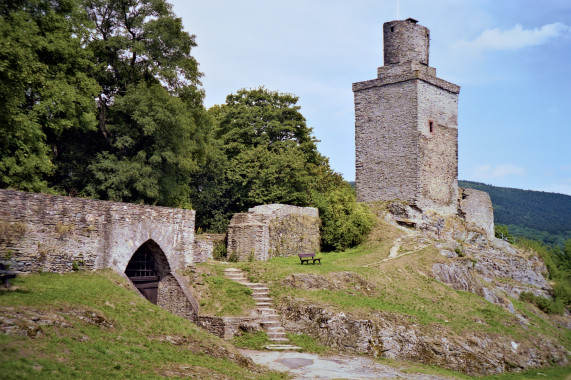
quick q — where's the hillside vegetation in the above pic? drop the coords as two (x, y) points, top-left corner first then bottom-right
(459, 181), (571, 247)
(0, 270), (282, 379)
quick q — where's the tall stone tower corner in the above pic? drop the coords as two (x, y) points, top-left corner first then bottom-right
(353, 18), (460, 217)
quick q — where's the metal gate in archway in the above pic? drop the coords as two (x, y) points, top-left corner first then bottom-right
(125, 243), (160, 304)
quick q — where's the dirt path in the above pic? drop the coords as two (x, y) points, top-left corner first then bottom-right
(364, 227), (430, 268)
(240, 350), (449, 379)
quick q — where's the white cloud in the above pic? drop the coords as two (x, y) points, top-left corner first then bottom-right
(473, 164), (525, 179)
(455, 22), (571, 54)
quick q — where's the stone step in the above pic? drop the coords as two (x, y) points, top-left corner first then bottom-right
(260, 313), (279, 319)
(257, 307), (276, 314)
(268, 337), (289, 343)
(252, 289), (270, 297)
(265, 344), (303, 351)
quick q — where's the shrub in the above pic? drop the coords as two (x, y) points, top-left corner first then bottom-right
(312, 185), (376, 252)
(519, 291), (564, 314)
(212, 241), (227, 261)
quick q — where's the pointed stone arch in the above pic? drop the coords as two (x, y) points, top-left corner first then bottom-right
(126, 239), (199, 320)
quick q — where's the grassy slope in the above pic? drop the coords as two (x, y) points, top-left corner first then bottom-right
(212, 220), (571, 377)
(0, 270), (283, 379)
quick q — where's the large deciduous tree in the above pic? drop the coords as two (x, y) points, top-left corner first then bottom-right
(0, 0), (99, 191)
(192, 87), (375, 250)
(58, 0), (209, 205)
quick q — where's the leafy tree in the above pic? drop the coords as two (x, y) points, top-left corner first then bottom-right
(0, 0), (99, 191)
(194, 87), (376, 250)
(62, 0), (208, 205)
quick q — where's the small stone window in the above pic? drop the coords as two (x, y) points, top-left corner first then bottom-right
(429, 121), (434, 133)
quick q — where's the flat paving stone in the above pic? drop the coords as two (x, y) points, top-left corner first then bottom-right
(239, 350), (448, 379)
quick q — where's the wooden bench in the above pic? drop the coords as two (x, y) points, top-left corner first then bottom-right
(0, 263), (17, 288)
(298, 253), (321, 265)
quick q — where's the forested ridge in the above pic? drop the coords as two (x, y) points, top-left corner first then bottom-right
(459, 181), (571, 247)
(0, 0), (374, 251)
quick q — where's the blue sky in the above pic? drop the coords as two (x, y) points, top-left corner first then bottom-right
(171, 0), (571, 195)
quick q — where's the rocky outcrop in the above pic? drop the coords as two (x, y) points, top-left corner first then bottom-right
(277, 299), (568, 375)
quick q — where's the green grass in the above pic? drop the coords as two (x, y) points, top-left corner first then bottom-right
(197, 274), (255, 316)
(0, 270), (284, 379)
(285, 333), (329, 354)
(231, 331), (271, 350)
(199, 219), (570, 376)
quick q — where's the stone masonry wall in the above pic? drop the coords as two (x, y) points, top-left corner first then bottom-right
(227, 204), (320, 262)
(354, 81), (420, 203)
(417, 81), (459, 215)
(354, 18), (460, 215)
(383, 19), (429, 66)
(193, 233), (226, 263)
(0, 189), (196, 273)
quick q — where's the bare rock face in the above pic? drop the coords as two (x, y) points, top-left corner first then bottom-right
(278, 298), (568, 375)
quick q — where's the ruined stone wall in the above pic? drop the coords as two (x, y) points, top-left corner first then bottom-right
(0, 189), (196, 273)
(157, 273), (199, 320)
(459, 188), (495, 239)
(193, 233), (226, 263)
(226, 213), (269, 261)
(354, 81), (420, 203)
(417, 81), (459, 215)
(227, 204), (320, 262)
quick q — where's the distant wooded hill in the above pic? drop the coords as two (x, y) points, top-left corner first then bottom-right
(459, 181), (571, 247)
(349, 180), (571, 247)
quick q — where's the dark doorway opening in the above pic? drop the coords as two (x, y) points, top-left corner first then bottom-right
(125, 240), (169, 304)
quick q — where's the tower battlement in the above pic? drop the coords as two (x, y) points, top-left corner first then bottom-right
(383, 18), (429, 66)
(353, 19), (460, 216)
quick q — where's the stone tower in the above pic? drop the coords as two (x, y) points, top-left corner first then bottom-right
(353, 18), (460, 216)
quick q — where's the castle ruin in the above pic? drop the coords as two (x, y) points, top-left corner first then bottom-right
(353, 18), (460, 216)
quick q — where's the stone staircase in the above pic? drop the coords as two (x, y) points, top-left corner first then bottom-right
(223, 268), (301, 350)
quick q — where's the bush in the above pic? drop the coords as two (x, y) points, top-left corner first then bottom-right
(212, 241), (227, 261)
(312, 185), (376, 252)
(519, 291), (565, 314)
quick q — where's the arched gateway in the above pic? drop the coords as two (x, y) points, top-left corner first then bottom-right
(124, 239), (199, 320)
(125, 240), (168, 304)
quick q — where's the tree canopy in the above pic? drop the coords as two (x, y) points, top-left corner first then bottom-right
(1, 3), (374, 251)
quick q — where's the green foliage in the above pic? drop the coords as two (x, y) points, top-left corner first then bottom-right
(494, 224), (516, 243)
(212, 241), (227, 261)
(85, 83), (204, 206)
(517, 238), (571, 311)
(519, 291), (565, 314)
(0, 0), (99, 192)
(460, 181), (571, 247)
(0, 0), (210, 207)
(312, 183), (376, 251)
